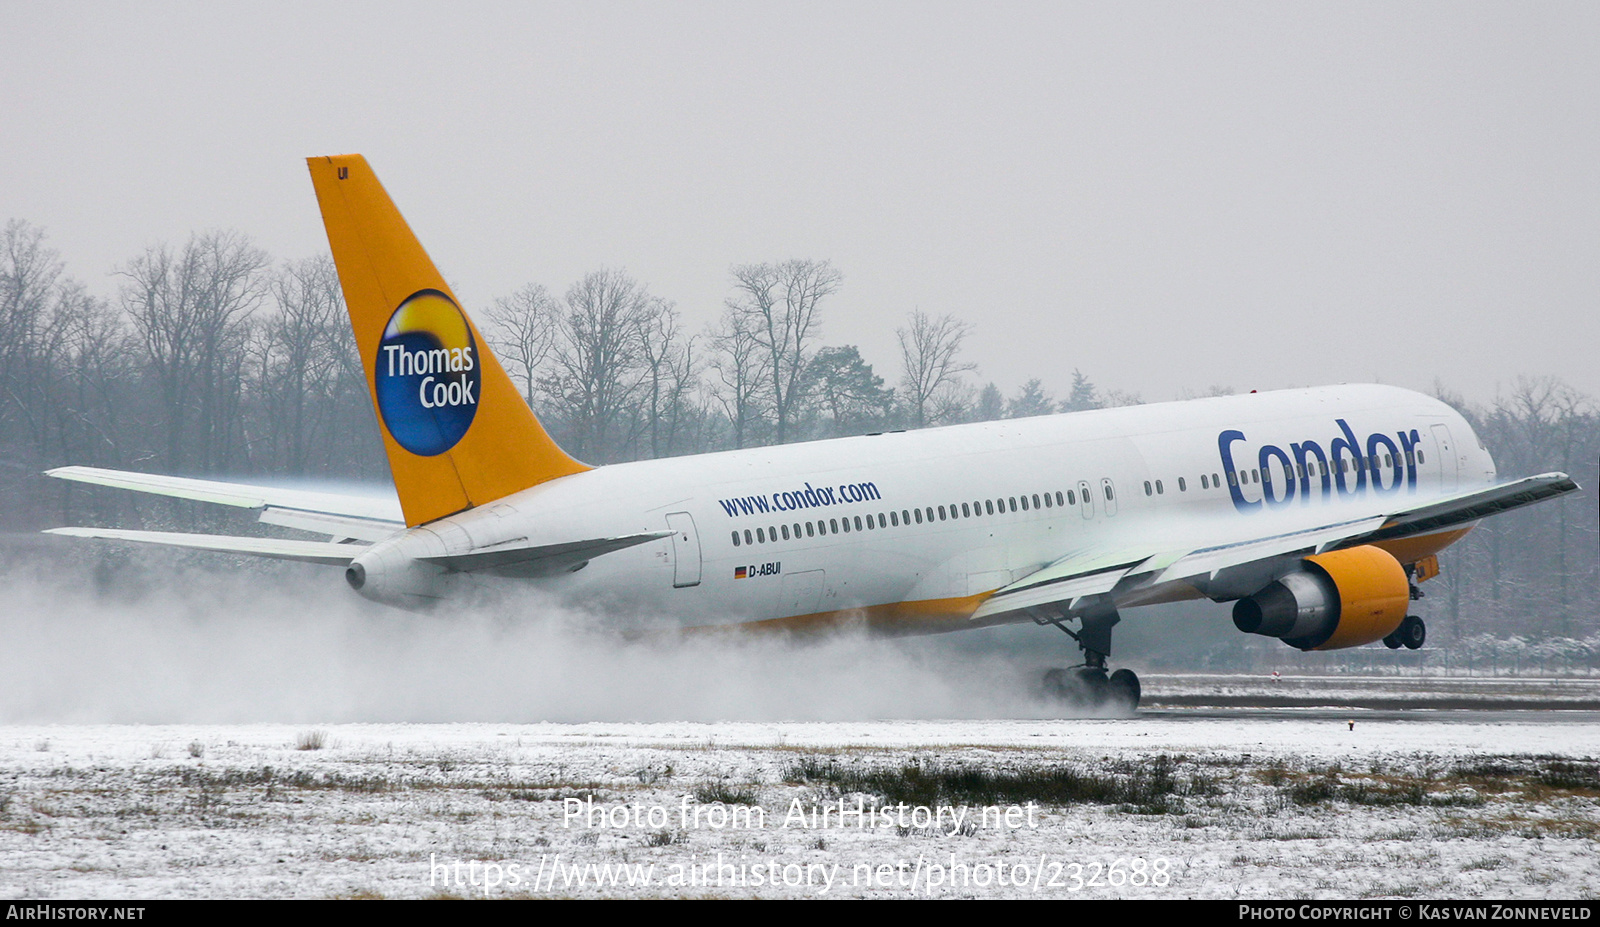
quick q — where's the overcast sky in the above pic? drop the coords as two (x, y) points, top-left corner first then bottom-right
(4, 1), (1596, 405)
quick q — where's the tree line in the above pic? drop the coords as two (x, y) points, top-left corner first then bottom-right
(1, 219), (1594, 648)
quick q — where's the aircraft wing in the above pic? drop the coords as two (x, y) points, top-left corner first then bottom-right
(972, 472), (1578, 622)
(45, 465), (404, 542)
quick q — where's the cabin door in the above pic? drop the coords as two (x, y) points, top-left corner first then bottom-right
(1429, 424), (1459, 493)
(666, 512), (701, 587)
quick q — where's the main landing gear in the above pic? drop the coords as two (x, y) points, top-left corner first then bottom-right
(1383, 614), (1427, 650)
(1034, 601), (1141, 715)
(1383, 578), (1428, 650)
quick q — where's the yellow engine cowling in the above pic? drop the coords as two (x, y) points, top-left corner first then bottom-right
(1232, 545), (1410, 651)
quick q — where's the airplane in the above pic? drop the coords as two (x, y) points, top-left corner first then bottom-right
(43, 154), (1580, 712)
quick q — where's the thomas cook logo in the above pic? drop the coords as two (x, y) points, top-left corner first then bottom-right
(374, 289), (481, 456)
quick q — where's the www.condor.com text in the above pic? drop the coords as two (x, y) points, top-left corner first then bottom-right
(428, 853), (1174, 896)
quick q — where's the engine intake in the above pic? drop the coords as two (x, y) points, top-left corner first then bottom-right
(1233, 545), (1409, 651)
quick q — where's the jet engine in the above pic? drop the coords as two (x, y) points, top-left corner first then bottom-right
(1232, 545), (1409, 651)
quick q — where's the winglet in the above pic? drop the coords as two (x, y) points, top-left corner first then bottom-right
(307, 155), (589, 526)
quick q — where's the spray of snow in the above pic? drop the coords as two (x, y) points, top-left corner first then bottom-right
(0, 545), (1078, 724)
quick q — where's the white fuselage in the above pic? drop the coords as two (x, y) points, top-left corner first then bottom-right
(353, 384), (1495, 626)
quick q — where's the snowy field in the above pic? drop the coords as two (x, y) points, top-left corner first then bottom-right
(2, 708), (1598, 900)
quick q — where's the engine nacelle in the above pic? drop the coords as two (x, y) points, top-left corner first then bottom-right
(345, 534), (462, 611)
(1232, 545), (1409, 651)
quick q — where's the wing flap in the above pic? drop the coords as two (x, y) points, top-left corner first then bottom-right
(45, 527), (365, 565)
(970, 549), (1147, 620)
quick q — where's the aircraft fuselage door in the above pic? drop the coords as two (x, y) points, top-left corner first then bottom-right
(1429, 424), (1459, 493)
(1100, 478), (1118, 517)
(666, 511), (701, 587)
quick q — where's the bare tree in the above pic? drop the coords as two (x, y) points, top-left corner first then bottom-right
(896, 309), (975, 428)
(633, 299), (696, 459)
(254, 256), (347, 475)
(483, 283), (558, 409)
(119, 230), (269, 472)
(727, 259), (841, 444)
(708, 305), (771, 449)
(543, 269), (654, 462)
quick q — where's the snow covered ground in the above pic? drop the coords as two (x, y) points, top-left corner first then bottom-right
(2, 707), (1597, 899)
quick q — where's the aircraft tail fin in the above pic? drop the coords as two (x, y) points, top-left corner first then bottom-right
(307, 154), (589, 526)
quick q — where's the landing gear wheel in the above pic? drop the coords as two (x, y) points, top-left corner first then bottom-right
(1398, 614), (1426, 650)
(1382, 633), (1404, 650)
(1107, 668), (1141, 713)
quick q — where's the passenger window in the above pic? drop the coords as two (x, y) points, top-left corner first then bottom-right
(854, 516), (863, 531)
(1178, 477), (1186, 492)
(1213, 472), (1221, 486)
(1144, 481), (1152, 496)
(744, 529), (753, 545)
(902, 509), (911, 524)
(962, 503), (971, 518)
(732, 531), (741, 547)
(793, 523), (801, 538)
(1251, 469), (1259, 483)
(925, 507), (934, 523)
(1020, 496), (1029, 511)
(985, 500), (994, 515)
(1418, 450), (1425, 464)
(781, 525), (790, 540)
(1067, 490), (1076, 505)
(841, 517), (850, 533)
(914, 509), (923, 524)
(1156, 480), (1163, 494)
(806, 522), (815, 538)
(1104, 484), (1114, 501)
(830, 518), (839, 533)
(938, 505), (946, 521)
(1201, 474), (1208, 489)
(1055, 491), (1064, 506)
(1032, 494), (1041, 509)
(1227, 472), (1238, 487)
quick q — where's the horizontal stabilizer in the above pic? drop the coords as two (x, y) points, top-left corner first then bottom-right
(45, 527), (366, 565)
(419, 531), (674, 577)
(46, 466), (403, 523)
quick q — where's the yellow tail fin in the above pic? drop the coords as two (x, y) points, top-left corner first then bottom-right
(307, 154), (589, 526)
